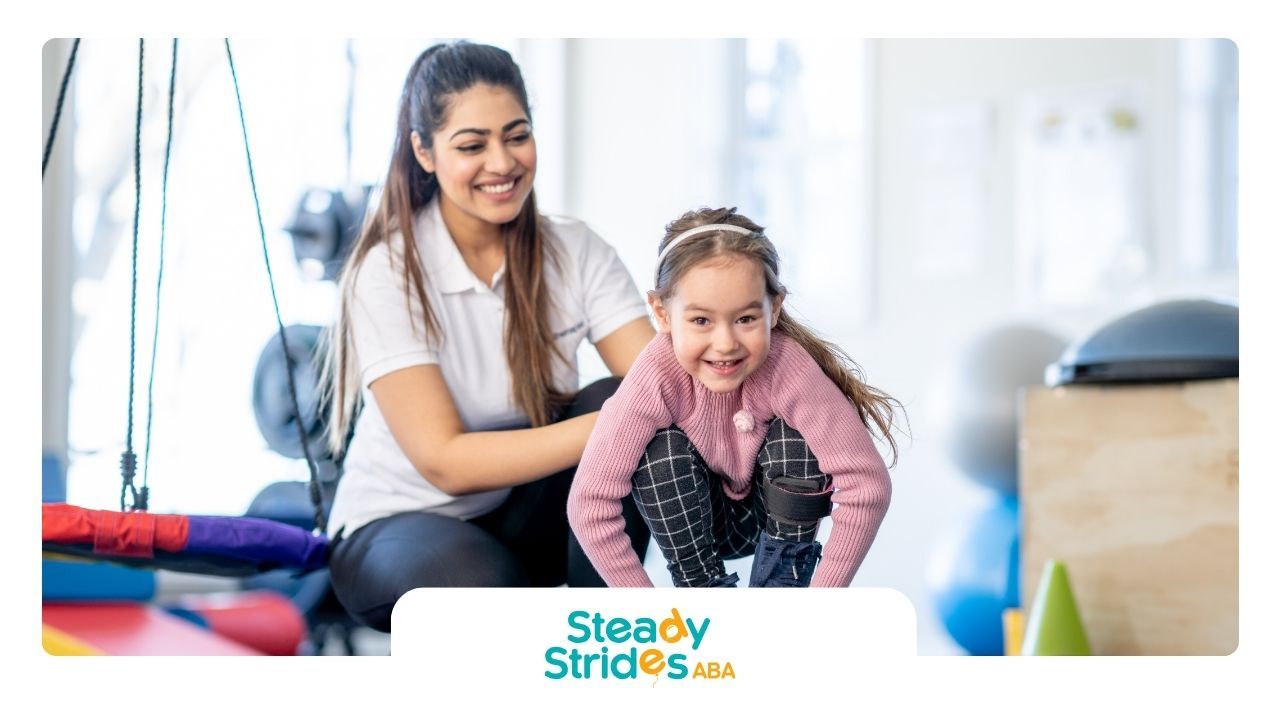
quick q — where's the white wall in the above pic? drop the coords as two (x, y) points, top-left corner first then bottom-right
(563, 40), (741, 278)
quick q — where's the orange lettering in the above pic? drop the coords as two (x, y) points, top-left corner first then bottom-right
(659, 608), (688, 644)
(639, 649), (666, 676)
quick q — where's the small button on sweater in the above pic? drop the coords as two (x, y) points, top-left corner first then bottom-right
(567, 331), (892, 587)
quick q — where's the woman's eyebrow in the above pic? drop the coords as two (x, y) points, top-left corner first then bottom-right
(449, 118), (531, 140)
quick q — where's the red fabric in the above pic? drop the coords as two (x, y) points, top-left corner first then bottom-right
(43, 603), (261, 656)
(42, 503), (189, 557)
(173, 591), (306, 656)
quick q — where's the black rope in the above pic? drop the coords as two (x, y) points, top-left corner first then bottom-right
(120, 39), (144, 512)
(140, 39), (179, 510)
(42, 38), (81, 178)
(224, 39), (327, 534)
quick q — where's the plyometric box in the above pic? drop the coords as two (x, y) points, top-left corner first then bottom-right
(1019, 379), (1238, 655)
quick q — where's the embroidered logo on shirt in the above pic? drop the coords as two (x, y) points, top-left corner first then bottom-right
(553, 320), (586, 339)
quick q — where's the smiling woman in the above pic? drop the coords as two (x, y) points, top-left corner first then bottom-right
(319, 42), (655, 631)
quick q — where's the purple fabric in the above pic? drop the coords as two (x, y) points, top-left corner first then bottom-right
(186, 515), (328, 571)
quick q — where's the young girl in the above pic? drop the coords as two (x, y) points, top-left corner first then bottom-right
(568, 207), (899, 588)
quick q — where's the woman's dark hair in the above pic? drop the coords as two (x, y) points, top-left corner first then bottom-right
(320, 42), (570, 455)
(654, 207), (905, 465)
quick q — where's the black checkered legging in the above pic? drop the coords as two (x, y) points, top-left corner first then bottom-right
(630, 418), (831, 588)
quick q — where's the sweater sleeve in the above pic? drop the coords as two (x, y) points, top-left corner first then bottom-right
(768, 337), (893, 587)
(567, 338), (676, 587)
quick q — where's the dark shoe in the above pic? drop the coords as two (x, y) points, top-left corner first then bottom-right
(748, 532), (822, 587)
(703, 572), (740, 588)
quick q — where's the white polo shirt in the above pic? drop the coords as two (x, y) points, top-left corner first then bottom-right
(327, 198), (649, 538)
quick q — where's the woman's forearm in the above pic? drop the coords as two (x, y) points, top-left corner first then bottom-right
(424, 412), (598, 495)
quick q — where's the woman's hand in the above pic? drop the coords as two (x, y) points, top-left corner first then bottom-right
(370, 365), (597, 495)
(369, 317), (653, 497)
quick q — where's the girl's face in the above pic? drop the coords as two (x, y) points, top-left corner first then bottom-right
(649, 254), (783, 394)
(411, 83), (537, 235)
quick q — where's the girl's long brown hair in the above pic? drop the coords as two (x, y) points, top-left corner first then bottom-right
(653, 207), (905, 465)
(318, 42), (571, 458)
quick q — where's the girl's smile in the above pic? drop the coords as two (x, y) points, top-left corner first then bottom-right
(704, 358), (746, 376)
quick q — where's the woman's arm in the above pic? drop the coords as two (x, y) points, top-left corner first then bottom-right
(593, 317), (655, 377)
(370, 365), (597, 496)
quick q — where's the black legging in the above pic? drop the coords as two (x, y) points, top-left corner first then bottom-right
(328, 378), (650, 632)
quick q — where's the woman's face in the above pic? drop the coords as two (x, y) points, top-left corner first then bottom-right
(412, 83), (537, 234)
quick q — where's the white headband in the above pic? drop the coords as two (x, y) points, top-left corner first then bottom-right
(653, 224), (753, 285)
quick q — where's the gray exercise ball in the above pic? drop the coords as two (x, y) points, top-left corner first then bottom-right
(932, 324), (1068, 496)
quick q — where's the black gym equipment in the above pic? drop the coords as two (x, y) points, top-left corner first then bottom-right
(251, 323), (333, 461)
(1046, 298), (1239, 386)
(284, 186), (372, 281)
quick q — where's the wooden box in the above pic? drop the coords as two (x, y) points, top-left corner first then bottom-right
(1018, 379), (1238, 655)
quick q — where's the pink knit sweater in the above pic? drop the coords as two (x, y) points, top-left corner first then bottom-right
(567, 331), (892, 588)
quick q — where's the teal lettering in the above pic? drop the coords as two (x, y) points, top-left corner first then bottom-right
(686, 616), (710, 651)
(544, 647), (569, 679)
(667, 653), (688, 679)
(633, 617), (657, 643)
(566, 611), (590, 643)
(611, 646), (638, 678)
(605, 617), (631, 643)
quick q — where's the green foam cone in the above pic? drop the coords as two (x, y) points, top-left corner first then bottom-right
(1021, 560), (1091, 656)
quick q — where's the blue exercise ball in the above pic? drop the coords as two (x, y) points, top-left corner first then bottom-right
(926, 493), (1020, 656)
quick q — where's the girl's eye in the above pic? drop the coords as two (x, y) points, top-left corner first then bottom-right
(691, 317), (710, 326)
(507, 133), (530, 143)
(458, 144), (483, 153)
(737, 315), (759, 324)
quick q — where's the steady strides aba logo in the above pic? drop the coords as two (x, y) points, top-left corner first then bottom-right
(544, 608), (736, 682)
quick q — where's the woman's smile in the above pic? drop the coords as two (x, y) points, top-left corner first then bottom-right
(475, 174), (521, 200)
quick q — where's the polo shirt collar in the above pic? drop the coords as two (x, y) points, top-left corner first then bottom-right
(419, 198), (506, 295)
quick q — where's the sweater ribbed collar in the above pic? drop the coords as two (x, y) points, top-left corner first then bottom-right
(653, 329), (791, 420)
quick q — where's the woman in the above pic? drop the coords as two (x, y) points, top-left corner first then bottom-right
(321, 42), (654, 632)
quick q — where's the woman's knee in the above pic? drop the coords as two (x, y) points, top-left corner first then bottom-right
(566, 376), (623, 417)
(329, 513), (525, 630)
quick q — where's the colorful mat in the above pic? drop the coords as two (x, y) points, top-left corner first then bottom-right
(42, 503), (328, 577)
